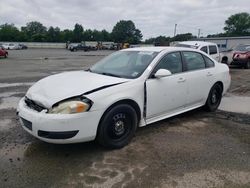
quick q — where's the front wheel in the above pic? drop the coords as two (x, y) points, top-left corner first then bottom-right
(204, 84), (223, 112)
(96, 104), (138, 149)
(4, 53), (8, 58)
(245, 60), (250, 69)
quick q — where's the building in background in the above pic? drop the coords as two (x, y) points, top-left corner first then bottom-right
(195, 36), (250, 51)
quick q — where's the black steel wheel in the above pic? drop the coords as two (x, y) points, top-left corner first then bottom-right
(97, 104), (138, 149)
(204, 84), (223, 112)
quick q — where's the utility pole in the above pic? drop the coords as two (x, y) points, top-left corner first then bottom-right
(174, 24), (177, 37)
(198, 29), (201, 38)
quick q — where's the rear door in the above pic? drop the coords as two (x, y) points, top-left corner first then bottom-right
(181, 51), (215, 107)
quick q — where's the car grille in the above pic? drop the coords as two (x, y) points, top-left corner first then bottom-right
(24, 97), (47, 112)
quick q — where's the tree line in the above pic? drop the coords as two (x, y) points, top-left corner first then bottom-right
(0, 20), (142, 44)
(145, 12), (250, 45)
(0, 12), (249, 44)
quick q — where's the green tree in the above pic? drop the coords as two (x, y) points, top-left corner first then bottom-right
(47, 26), (61, 42)
(101, 29), (111, 41)
(83, 29), (93, 41)
(172, 33), (196, 42)
(224, 12), (250, 36)
(22, 21), (47, 38)
(153, 36), (171, 46)
(72, 23), (84, 42)
(0, 23), (20, 41)
(31, 33), (47, 42)
(92, 29), (102, 41)
(61, 29), (73, 42)
(111, 20), (142, 44)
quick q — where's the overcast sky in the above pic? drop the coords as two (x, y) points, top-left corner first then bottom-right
(0, 0), (249, 39)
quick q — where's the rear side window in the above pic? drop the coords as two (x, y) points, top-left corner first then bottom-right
(154, 52), (182, 74)
(209, 45), (217, 55)
(200, 46), (208, 53)
(204, 55), (215, 67)
(183, 52), (206, 71)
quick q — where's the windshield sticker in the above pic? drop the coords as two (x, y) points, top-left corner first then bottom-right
(132, 72), (139, 77)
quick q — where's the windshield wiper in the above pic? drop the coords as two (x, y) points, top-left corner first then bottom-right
(100, 72), (121, 78)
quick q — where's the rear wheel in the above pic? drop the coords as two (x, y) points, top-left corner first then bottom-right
(4, 53), (8, 58)
(97, 104), (137, 149)
(221, 57), (228, 65)
(204, 84), (223, 112)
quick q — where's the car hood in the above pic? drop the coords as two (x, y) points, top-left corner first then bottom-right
(26, 71), (129, 108)
(234, 51), (247, 54)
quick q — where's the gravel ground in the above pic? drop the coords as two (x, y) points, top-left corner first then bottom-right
(0, 49), (249, 188)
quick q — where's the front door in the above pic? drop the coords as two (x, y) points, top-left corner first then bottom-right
(146, 52), (188, 121)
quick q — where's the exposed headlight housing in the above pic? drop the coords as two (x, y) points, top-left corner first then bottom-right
(48, 97), (92, 114)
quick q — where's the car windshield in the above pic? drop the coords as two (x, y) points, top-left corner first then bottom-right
(90, 51), (159, 79)
(234, 45), (250, 52)
(175, 43), (199, 49)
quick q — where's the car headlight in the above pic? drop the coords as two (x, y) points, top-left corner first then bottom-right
(48, 98), (92, 114)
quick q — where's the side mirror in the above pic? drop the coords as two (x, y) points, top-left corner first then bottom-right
(154, 69), (172, 78)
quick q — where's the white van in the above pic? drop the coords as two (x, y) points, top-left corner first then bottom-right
(175, 41), (220, 62)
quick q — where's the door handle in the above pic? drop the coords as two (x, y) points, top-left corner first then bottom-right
(178, 77), (186, 83)
(207, 72), (213, 76)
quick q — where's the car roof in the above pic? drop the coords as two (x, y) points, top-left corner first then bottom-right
(121, 46), (201, 53)
(178, 41), (217, 47)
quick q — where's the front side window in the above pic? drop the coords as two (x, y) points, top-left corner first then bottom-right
(183, 51), (206, 71)
(153, 52), (182, 74)
(209, 45), (217, 55)
(90, 51), (159, 79)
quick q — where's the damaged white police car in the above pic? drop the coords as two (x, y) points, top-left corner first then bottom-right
(17, 47), (230, 148)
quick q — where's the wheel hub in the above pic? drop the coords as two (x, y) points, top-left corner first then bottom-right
(114, 120), (125, 135)
(212, 93), (217, 104)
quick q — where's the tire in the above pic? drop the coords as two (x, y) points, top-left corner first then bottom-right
(204, 84), (223, 112)
(4, 53), (8, 58)
(96, 104), (138, 149)
(221, 57), (228, 65)
(245, 60), (250, 69)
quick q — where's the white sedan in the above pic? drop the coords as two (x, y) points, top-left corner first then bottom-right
(2, 43), (19, 50)
(17, 47), (231, 148)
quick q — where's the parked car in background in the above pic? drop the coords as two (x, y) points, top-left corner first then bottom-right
(67, 43), (76, 50)
(175, 41), (220, 62)
(102, 43), (116, 50)
(18, 44), (28, 49)
(69, 44), (93, 52)
(0, 47), (8, 58)
(17, 47), (230, 148)
(89, 45), (97, 51)
(231, 44), (250, 69)
(2, 43), (19, 50)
